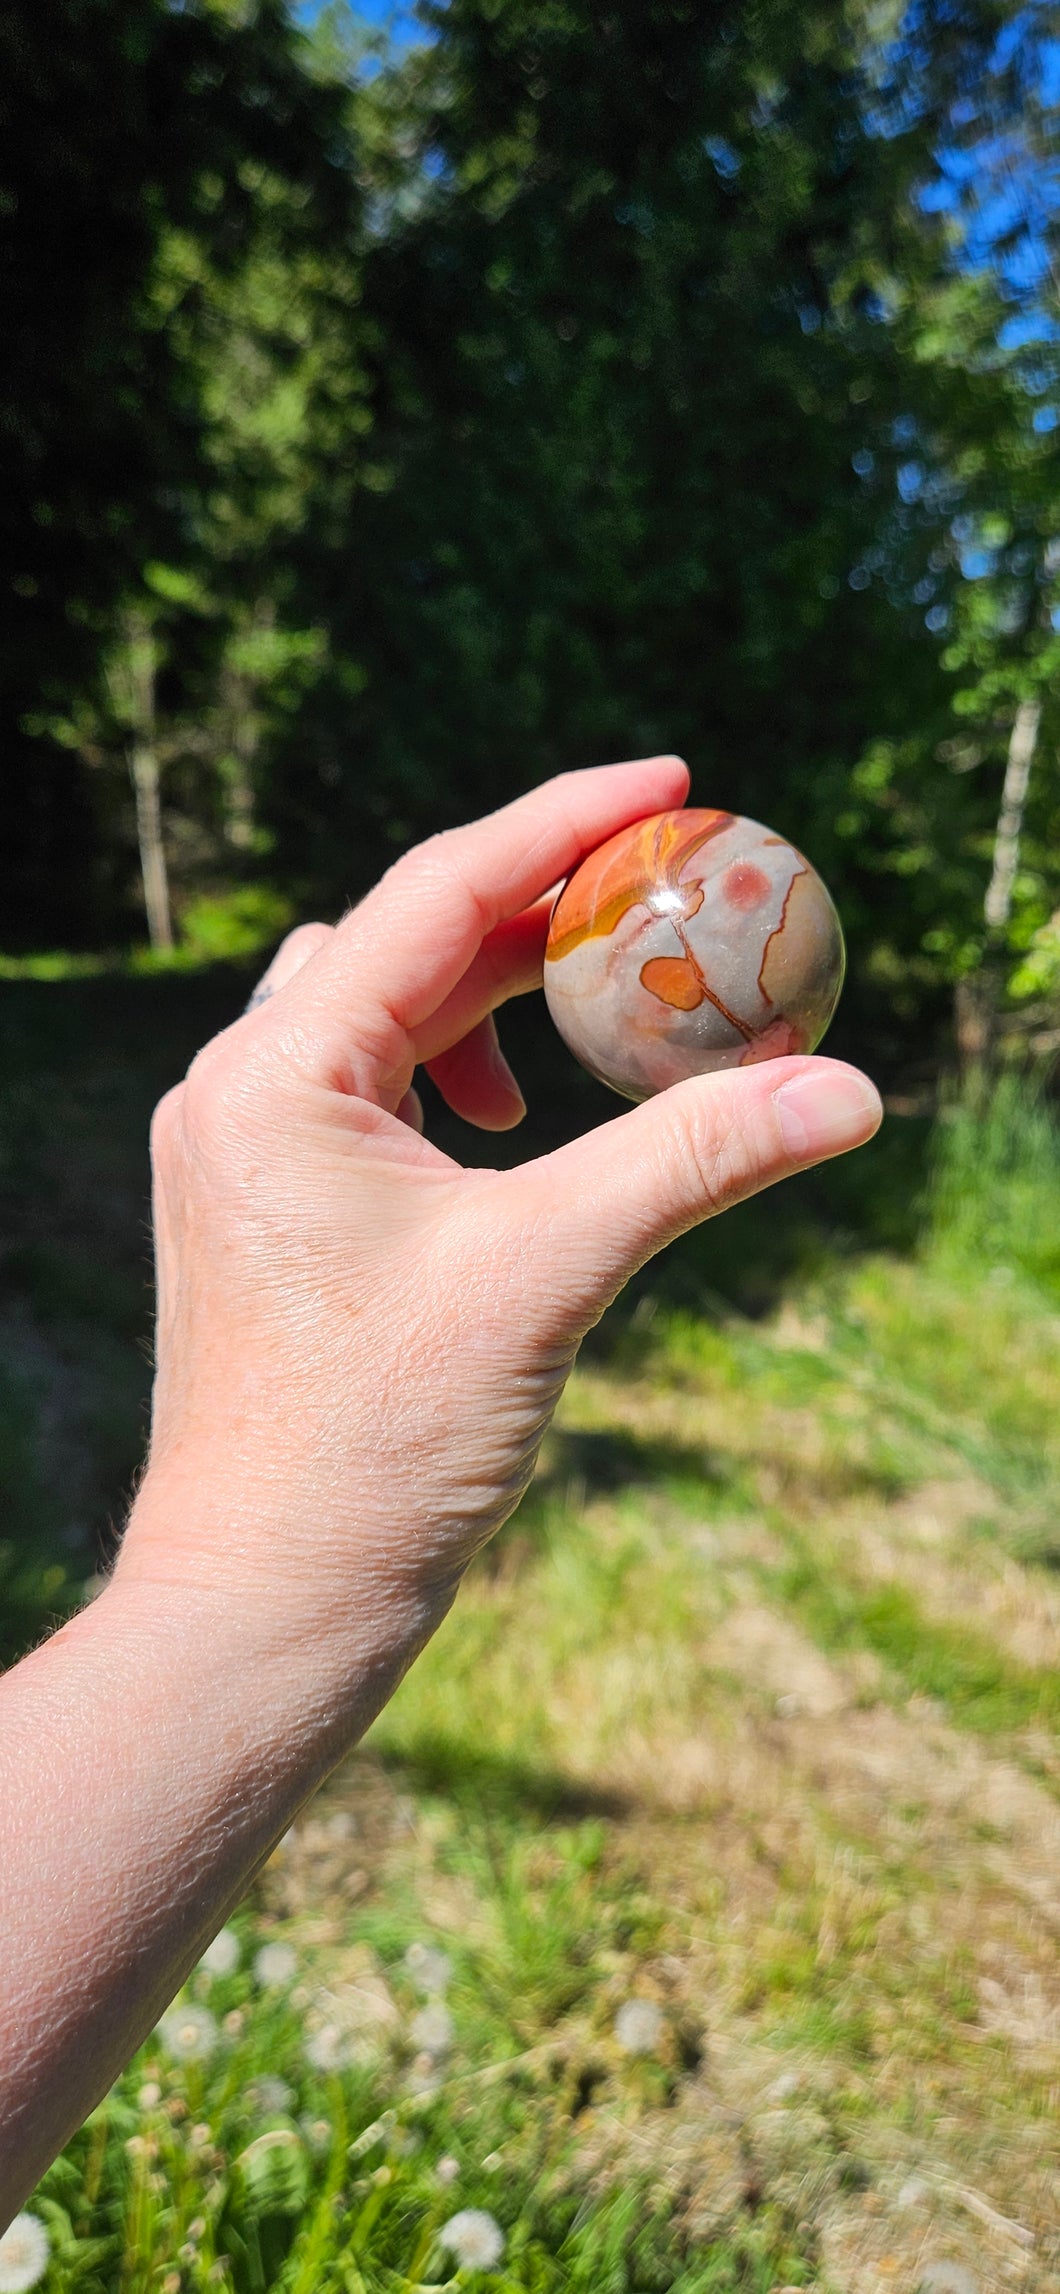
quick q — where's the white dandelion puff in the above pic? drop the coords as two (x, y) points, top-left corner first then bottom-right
(247, 2075), (294, 2115)
(404, 1941), (452, 1997)
(298, 2115), (332, 2154)
(614, 1999), (664, 2056)
(158, 2004), (219, 2062)
(409, 2003), (454, 2056)
(438, 2209), (505, 2272)
(137, 2082), (162, 2111)
(917, 2269), (978, 2294)
(254, 1941), (298, 1988)
(0, 2214), (49, 2293)
(435, 2154), (460, 2185)
(304, 2023), (352, 2072)
(199, 1927), (240, 1978)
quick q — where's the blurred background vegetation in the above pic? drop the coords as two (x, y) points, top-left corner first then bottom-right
(2, 0), (1058, 1067)
(2, 2), (1060, 2285)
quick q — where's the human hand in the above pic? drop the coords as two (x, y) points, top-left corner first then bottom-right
(114, 758), (881, 1692)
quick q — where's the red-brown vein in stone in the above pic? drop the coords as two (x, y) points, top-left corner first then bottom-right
(639, 947), (752, 1038)
(755, 858), (805, 1003)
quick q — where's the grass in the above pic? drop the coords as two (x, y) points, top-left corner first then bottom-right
(2, 972), (1059, 2288)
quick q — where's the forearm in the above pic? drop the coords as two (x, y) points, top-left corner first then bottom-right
(0, 1512), (417, 2227)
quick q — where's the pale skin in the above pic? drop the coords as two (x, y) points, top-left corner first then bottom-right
(0, 756), (882, 2226)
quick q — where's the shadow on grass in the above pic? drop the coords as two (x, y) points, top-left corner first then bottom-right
(374, 1731), (634, 1822)
(538, 1424), (735, 1501)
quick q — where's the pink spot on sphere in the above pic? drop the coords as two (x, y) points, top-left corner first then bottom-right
(723, 862), (770, 912)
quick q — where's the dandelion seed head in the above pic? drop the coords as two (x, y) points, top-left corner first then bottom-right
(199, 1926), (240, 1978)
(298, 2115), (332, 2153)
(404, 1940), (452, 1996)
(138, 2082), (162, 2111)
(409, 2002), (454, 2056)
(247, 2075), (294, 2115)
(439, 2209), (505, 2272)
(304, 2023), (352, 2072)
(918, 2269), (978, 2294)
(0, 2214), (49, 2293)
(254, 1942), (298, 1988)
(222, 2009), (245, 2037)
(159, 2004), (219, 2062)
(435, 2154), (460, 2185)
(614, 1998), (665, 2056)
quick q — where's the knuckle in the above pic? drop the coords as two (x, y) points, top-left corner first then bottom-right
(182, 1035), (264, 1142)
(149, 1083), (184, 1164)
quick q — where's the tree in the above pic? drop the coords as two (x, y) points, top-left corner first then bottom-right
(0, 0), (360, 944)
(275, 0), (1043, 1069)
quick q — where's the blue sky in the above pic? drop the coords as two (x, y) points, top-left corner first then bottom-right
(296, 0), (423, 56)
(297, 0), (420, 26)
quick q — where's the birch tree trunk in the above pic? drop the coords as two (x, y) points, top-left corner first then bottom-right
(956, 693), (1041, 1079)
(130, 740), (174, 951)
(114, 610), (174, 952)
(984, 695), (1041, 932)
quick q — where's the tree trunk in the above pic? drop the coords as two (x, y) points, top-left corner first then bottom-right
(956, 693), (1041, 1084)
(221, 599), (273, 850)
(130, 740), (173, 951)
(114, 607), (173, 950)
(984, 694), (1041, 932)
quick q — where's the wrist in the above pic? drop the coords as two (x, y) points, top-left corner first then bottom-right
(108, 1464), (445, 1736)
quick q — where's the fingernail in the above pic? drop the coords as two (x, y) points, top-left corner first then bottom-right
(773, 1069), (882, 1160)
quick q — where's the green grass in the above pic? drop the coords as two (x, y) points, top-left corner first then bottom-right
(772, 1549), (1060, 1738)
(31, 1818), (812, 2294)
(3, 985), (1060, 2289)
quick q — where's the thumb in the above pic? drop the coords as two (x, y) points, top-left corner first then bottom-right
(507, 1056), (882, 1334)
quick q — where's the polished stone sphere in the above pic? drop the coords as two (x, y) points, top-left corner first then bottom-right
(543, 808), (845, 1103)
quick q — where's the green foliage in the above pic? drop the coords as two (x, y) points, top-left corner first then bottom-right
(179, 887), (297, 962)
(1, 0), (1057, 1068)
(929, 1070), (1060, 1296)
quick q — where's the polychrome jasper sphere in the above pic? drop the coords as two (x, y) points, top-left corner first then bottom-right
(543, 809), (845, 1103)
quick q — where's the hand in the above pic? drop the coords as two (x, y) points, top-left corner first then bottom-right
(114, 758), (881, 1685)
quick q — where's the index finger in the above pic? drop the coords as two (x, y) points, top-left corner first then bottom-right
(274, 756), (690, 1098)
